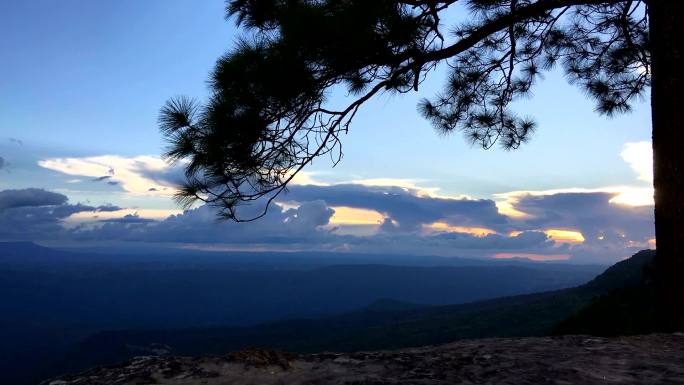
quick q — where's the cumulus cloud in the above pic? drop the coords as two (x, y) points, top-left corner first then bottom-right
(621, 141), (653, 183)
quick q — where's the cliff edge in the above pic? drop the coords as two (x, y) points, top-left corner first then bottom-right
(44, 333), (684, 385)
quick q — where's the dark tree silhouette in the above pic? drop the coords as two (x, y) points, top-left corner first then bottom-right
(161, 1), (682, 323)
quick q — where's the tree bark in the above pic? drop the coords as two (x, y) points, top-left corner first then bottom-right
(649, 0), (684, 327)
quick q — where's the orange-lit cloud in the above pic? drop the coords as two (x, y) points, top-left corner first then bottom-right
(626, 238), (656, 249)
(493, 252), (571, 261)
(422, 222), (497, 237)
(495, 200), (531, 219)
(328, 206), (385, 226)
(544, 229), (585, 244)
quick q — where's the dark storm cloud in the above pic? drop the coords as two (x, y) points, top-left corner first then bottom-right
(0, 188), (67, 210)
(284, 184), (508, 232)
(0, 189), (121, 240)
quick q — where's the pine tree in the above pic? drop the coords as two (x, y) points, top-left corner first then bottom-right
(160, 0), (682, 325)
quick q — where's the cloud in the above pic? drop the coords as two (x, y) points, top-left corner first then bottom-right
(99, 213), (157, 224)
(62, 183), (650, 262)
(72, 200), (336, 244)
(511, 192), (653, 236)
(508, 191), (654, 262)
(0, 179), (655, 263)
(495, 185), (653, 213)
(0, 188), (121, 240)
(0, 188), (67, 210)
(283, 184), (507, 233)
(0, 156), (5, 170)
(621, 141), (653, 183)
(38, 155), (182, 196)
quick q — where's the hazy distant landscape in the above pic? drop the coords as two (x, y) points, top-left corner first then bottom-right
(1, 242), (607, 385)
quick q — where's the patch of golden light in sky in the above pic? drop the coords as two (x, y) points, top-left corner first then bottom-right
(494, 200), (531, 219)
(544, 229), (585, 244)
(64, 208), (182, 227)
(39, 155), (178, 196)
(492, 252), (571, 261)
(328, 206), (385, 225)
(422, 222), (497, 237)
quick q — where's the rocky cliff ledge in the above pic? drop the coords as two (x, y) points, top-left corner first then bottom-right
(44, 334), (684, 385)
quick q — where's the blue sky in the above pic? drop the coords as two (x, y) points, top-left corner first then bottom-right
(0, 0), (655, 263)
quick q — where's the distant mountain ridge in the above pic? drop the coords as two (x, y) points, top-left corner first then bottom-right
(0, 241), (607, 270)
(0, 242), (605, 385)
(62, 250), (656, 374)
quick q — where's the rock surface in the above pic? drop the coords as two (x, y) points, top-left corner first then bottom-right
(44, 334), (684, 385)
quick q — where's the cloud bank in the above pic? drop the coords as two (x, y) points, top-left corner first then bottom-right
(0, 183), (654, 263)
(20, 141), (655, 263)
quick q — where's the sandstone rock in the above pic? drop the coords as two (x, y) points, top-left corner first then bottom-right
(43, 334), (684, 385)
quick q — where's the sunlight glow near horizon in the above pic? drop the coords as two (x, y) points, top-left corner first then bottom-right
(422, 222), (498, 237)
(544, 229), (586, 244)
(492, 253), (571, 261)
(329, 206), (385, 226)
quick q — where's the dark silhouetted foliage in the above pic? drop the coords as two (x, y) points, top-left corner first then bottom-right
(160, 0), (649, 220)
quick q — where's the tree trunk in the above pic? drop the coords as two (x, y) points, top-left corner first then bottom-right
(649, 0), (684, 327)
